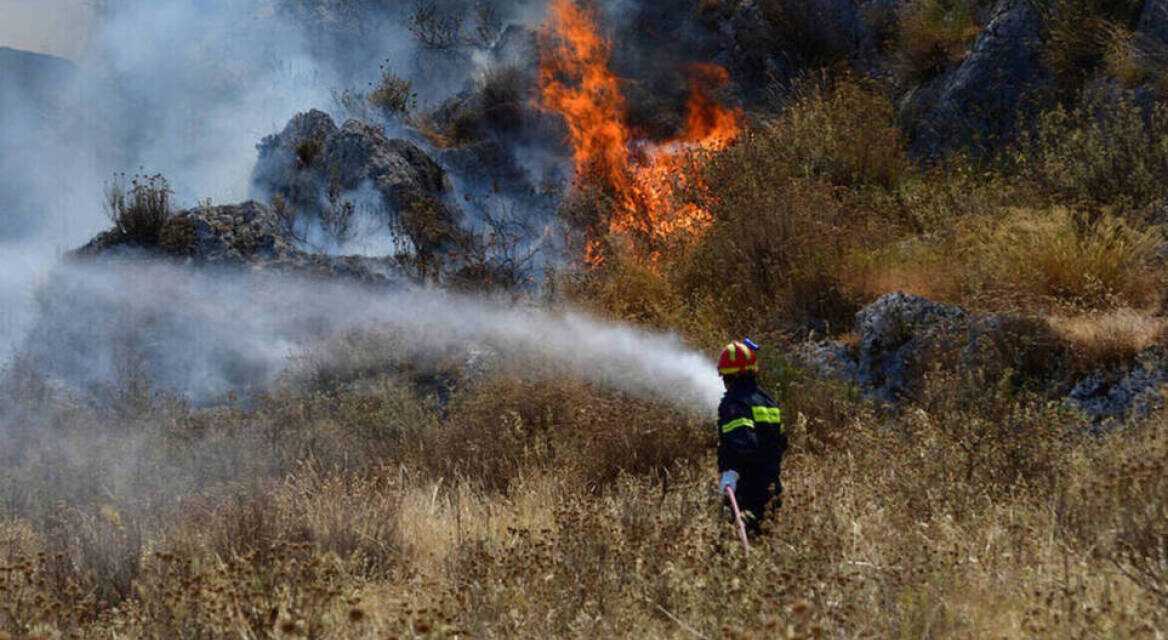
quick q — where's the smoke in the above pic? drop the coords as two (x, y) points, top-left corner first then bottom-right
(0, 1), (451, 357)
(21, 261), (722, 414)
(1, 0), (730, 414)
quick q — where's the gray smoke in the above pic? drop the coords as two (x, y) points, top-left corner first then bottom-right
(1, 0), (727, 413)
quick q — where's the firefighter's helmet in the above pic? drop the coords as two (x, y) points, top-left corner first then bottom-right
(718, 340), (759, 376)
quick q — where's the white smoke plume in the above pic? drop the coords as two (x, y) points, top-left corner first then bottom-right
(21, 261), (723, 414)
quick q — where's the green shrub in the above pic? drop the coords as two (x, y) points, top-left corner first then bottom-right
(1020, 93), (1168, 208)
(768, 77), (912, 189)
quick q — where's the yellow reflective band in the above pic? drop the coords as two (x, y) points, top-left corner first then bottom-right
(720, 417), (754, 433)
(719, 364), (759, 375)
(751, 406), (782, 424)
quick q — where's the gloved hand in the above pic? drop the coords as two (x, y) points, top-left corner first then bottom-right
(719, 470), (739, 494)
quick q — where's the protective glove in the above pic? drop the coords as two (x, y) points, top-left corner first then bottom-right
(719, 470), (739, 494)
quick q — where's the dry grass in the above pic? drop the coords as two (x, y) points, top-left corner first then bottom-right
(849, 207), (1164, 313)
(1052, 309), (1168, 369)
(3, 360), (1166, 637)
(1036, 0), (1146, 92)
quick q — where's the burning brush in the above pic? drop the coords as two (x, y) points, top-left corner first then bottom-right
(537, 0), (743, 266)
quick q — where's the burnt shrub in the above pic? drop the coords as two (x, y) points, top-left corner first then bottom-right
(758, 0), (856, 68)
(295, 136), (324, 167)
(479, 65), (527, 132)
(104, 173), (173, 245)
(158, 216), (197, 255)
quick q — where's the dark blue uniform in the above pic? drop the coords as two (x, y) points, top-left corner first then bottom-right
(717, 375), (786, 533)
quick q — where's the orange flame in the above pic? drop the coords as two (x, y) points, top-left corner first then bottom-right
(538, 0), (742, 265)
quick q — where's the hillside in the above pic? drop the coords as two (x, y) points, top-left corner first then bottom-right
(1, 0), (1167, 637)
(0, 47), (78, 233)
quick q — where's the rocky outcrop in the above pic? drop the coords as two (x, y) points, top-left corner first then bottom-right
(73, 201), (399, 284)
(853, 293), (968, 400)
(900, 0), (1051, 157)
(1068, 348), (1168, 422)
(795, 292), (1167, 423)
(253, 110), (465, 255)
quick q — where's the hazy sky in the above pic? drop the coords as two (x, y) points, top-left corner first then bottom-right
(0, 0), (93, 59)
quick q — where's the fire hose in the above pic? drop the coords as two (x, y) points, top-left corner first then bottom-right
(723, 485), (750, 553)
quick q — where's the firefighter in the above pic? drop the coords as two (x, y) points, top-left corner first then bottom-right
(716, 339), (786, 536)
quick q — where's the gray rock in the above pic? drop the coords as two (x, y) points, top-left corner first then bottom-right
(901, 0), (1051, 157)
(1067, 348), (1168, 423)
(793, 341), (860, 383)
(324, 120), (449, 206)
(855, 292), (967, 400)
(253, 111), (464, 255)
(799, 291), (1162, 422)
(73, 201), (400, 284)
(1140, 0), (1168, 44)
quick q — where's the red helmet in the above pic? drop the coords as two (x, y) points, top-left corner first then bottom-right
(718, 340), (759, 376)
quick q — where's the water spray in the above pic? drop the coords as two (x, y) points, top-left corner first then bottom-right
(11, 262), (725, 415)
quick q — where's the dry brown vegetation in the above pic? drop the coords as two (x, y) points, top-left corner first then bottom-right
(3, 348), (1167, 638)
(4, 17), (1168, 639)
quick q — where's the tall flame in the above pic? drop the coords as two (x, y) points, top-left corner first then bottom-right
(538, 0), (742, 265)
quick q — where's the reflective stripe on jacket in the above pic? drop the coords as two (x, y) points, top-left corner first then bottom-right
(717, 376), (786, 475)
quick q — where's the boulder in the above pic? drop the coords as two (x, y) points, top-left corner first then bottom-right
(900, 0), (1051, 157)
(794, 340), (860, 383)
(854, 292), (967, 400)
(253, 111), (464, 255)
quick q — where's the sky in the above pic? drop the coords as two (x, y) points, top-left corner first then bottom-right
(0, 0), (94, 59)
